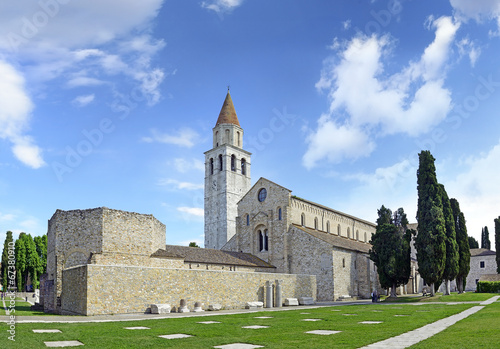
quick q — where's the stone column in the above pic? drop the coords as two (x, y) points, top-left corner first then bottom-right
(265, 281), (273, 308)
(275, 280), (282, 307)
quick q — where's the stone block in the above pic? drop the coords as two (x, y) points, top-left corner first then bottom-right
(245, 301), (264, 309)
(298, 297), (314, 305)
(151, 303), (171, 314)
(284, 298), (299, 306)
(208, 304), (222, 311)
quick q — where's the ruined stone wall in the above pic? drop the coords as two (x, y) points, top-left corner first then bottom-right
(43, 207), (166, 313)
(63, 264), (316, 316)
(101, 208), (165, 255)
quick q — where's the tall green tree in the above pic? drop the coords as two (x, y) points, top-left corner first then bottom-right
(369, 206), (412, 298)
(1, 231), (14, 291)
(34, 235), (47, 274)
(15, 233), (27, 291)
(415, 151), (446, 296)
(25, 234), (42, 289)
(481, 226), (491, 249)
(468, 236), (479, 249)
(450, 199), (470, 293)
(439, 185), (459, 295)
(495, 217), (500, 274)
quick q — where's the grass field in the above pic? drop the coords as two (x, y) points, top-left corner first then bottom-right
(1, 300), (56, 317)
(1, 293), (497, 348)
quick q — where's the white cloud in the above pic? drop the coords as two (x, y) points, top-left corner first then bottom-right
(303, 115), (375, 169)
(456, 37), (481, 67)
(0, 60), (45, 168)
(173, 158), (205, 173)
(142, 128), (199, 147)
(450, 0), (500, 24)
(304, 16), (459, 168)
(0, 1), (165, 51)
(177, 207), (204, 217)
(201, 0), (244, 14)
(158, 179), (204, 191)
(446, 139), (500, 242)
(72, 94), (95, 107)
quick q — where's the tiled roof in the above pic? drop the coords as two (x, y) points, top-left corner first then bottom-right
(470, 248), (496, 257)
(215, 91), (240, 126)
(152, 245), (275, 268)
(292, 224), (372, 254)
(479, 274), (500, 282)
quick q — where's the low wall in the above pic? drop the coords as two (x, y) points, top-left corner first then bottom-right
(63, 264), (317, 315)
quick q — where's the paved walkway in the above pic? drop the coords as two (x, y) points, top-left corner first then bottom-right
(359, 296), (500, 349)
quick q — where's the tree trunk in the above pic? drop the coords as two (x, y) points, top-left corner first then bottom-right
(444, 280), (450, 295)
(457, 277), (464, 293)
(430, 283), (435, 297)
(391, 284), (397, 297)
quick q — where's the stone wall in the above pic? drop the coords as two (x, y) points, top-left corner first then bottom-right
(466, 254), (497, 291)
(290, 197), (376, 243)
(43, 207), (166, 313)
(62, 264), (316, 315)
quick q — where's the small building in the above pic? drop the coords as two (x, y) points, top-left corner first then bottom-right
(466, 248), (497, 291)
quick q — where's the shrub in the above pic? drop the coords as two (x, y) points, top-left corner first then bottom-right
(476, 281), (500, 293)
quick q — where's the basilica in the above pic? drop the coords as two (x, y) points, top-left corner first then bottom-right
(204, 91), (381, 300)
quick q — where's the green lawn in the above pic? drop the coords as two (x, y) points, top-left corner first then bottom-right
(382, 292), (498, 303)
(0, 303), (484, 348)
(1, 300), (56, 317)
(411, 301), (500, 348)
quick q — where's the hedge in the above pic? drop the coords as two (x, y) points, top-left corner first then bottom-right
(477, 281), (500, 293)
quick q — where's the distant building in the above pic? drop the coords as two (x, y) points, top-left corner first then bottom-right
(466, 248), (497, 291)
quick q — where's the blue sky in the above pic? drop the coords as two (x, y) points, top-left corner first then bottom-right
(1, 0), (500, 248)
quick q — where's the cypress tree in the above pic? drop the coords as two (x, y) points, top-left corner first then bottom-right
(439, 185), (459, 295)
(369, 206), (412, 297)
(1, 231), (14, 292)
(481, 226), (491, 249)
(450, 199), (470, 293)
(415, 151), (446, 296)
(15, 234), (27, 291)
(495, 217), (500, 274)
(468, 236), (479, 249)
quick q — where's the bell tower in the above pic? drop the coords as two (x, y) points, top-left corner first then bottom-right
(204, 90), (251, 249)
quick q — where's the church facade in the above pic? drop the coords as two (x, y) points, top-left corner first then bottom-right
(205, 91), (381, 301)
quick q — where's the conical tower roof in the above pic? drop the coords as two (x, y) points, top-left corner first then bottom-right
(216, 91), (240, 127)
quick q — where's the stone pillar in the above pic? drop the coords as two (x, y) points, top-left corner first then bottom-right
(265, 281), (273, 308)
(275, 280), (282, 308)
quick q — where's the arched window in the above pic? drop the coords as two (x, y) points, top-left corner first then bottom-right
(246, 214), (250, 226)
(237, 131), (241, 147)
(343, 258), (345, 268)
(264, 229), (269, 251)
(225, 129), (230, 143)
(347, 227), (351, 239)
(364, 232), (367, 242)
(314, 217), (318, 230)
(301, 213), (305, 226)
(218, 154), (223, 171)
(258, 229), (269, 252)
(215, 131), (219, 147)
(337, 224), (341, 235)
(356, 230), (359, 241)
(258, 230), (263, 251)
(209, 158), (214, 175)
(231, 154), (236, 171)
(278, 207), (282, 220)
(241, 158), (246, 175)
(326, 221), (330, 233)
